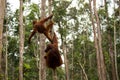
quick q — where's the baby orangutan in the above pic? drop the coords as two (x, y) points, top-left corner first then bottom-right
(44, 32), (63, 70)
(28, 14), (54, 44)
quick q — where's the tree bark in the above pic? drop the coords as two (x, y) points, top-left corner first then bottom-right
(104, 0), (117, 80)
(19, 0), (24, 80)
(79, 62), (88, 80)
(93, 0), (107, 80)
(89, 0), (102, 79)
(114, 19), (119, 80)
(62, 38), (69, 80)
(113, 1), (119, 79)
(63, 43), (69, 80)
(89, 0), (107, 80)
(0, 0), (5, 79)
(39, 0), (46, 80)
(58, 21), (69, 80)
(48, 0), (54, 38)
(71, 38), (74, 80)
(48, 0), (52, 15)
(5, 25), (8, 80)
(48, 0), (57, 80)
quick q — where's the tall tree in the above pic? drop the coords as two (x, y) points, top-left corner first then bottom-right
(39, 0), (46, 80)
(93, 0), (107, 80)
(113, 0), (119, 80)
(4, 3), (8, 79)
(58, 21), (69, 80)
(63, 41), (69, 80)
(48, 0), (52, 15)
(104, 0), (117, 80)
(19, 0), (24, 80)
(48, 0), (54, 38)
(48, 0), (57, 80)
(5, 23), (8, 80)
(89, 0), (107, 80)
(0, 0), (5, 79)
(89, 0), (102, 79)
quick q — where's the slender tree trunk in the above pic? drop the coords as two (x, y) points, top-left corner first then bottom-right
(48, 1), (57, 80)
(52, 70), (57, 80)
(71, 37), (74, 80)
(79, 62), (88, 80)
(82, 35), (88, 80)
(5, 26), (8, 80)
(63, 40), (69, 80)
(93, 0), (106, 80)
(114, 17), (119, 80)
(63, 44), (69, 80)
(93, 0), (107, 80)
(48, 0), (52, 15)
(58, 21), (69, 80)
(19, 0), (24, 80)
(34, 35), (39, 69)
(11, 60), (15, 80)
(0, 0), (5, 79)
(109, 35), (117, 80)
(2, 1), (8, 79)
(48, 0), (54, 38)
(104, 0), (117, 80)
(113, 1), (119, 79)
(89, 0), (102, 79)
(39, 0), (46, 80)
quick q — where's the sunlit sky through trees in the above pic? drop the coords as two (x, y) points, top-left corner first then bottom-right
(8, 0), (115, 16)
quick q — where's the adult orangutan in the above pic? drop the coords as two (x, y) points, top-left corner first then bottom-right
(28, 14), (54, 44)
(44, 32), (63, 70)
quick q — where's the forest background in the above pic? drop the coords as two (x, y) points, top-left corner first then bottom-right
(0, 0), (120, 80)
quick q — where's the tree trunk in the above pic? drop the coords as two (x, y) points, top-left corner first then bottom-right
(63, 40), (69, 80)
(93, 0), (107, 80)
(113, 1), (119, 79)
(34, 35), (39, 69)
(19, 0), (24, 80)
(48, 0), (54, 38)
(89, 0), (107, 80)
(48, 0), (52, 15)
(104, 0), (117, 80)
(48, 1), (57, 80)
(89, 0), (102, 79)
(0, 0), (5, 79)
(63, 44), (69, 80)
(11, 60), (15, 80)
(71, 38), (74, 80)
(5, 25), (8, 80)
(79, 62), (88, 80)
(53, 70), (57, 80)
(39, 0), (46, 80)
(58, 21), (69, 80)
(114, 19), (119, 80)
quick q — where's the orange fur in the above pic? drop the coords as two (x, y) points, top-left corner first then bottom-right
(44, 32), (63, 70)
(28, 14), (54, 44)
